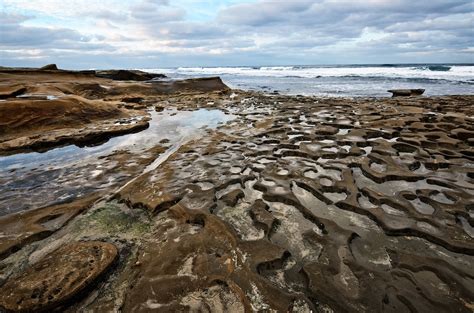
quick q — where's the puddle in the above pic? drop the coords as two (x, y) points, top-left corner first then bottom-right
(409, 198), (435, 215)
(17, 94), (59, 100)
(381, 204), (407, 217)
(458, 216), (474, 238)
(0, 108), (234, 216)
(352, 168), (449, 197)
(324, 192), (347, 203)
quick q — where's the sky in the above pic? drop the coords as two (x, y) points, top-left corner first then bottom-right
(0, 0), (473, 69)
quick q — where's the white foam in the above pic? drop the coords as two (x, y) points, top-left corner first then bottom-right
(142, 65), (474, 83)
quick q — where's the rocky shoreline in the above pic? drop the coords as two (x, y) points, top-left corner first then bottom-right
(0, 66), (473, 312)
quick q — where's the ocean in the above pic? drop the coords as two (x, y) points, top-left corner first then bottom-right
(144, 64), (474, 97)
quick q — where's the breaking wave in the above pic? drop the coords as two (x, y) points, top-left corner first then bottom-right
(149, 65), (473, 83)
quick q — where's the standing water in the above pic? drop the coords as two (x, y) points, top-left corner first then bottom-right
(0, 108), (234, 216)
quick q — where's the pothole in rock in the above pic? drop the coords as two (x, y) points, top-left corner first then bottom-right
(358, 194), (377, 209)
(352, 168), (450, 197)
(370, 162), (387, 172)
(337, 129), (350, 136)
(304, 170), (318, 179)
(217, 202), (264, 241)
(305, 144), (321, 152)
(322, 147), (339, 153)
(196, 182), (214, 191)
(267, 202), (322, 262)
(457, 216), (474, 238)
(323, 192), (347, 203)
(258, 158), (276, 164)
(277, 169), (289, 176)
(292, 182), (379, 233)
(320, 178), (333, 187)
(229, 166), (242, 174)
(429, 192), (455, 204)
(409, 198), (435, 215)
(416, 221), (440, 235)
(381, 204), (407, 217)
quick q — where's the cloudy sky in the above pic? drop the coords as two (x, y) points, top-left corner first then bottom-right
(1, 0), (473, 69)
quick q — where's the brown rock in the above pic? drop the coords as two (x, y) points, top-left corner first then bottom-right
(220, 189), (244, 207)
(0, 241), (118, 312)
(0, 86), (26, 99)
(249, 199), (276, 235)
(0, 194), (101, 259)
(0, 96), (149, 154)
(121, 96), (144, 103)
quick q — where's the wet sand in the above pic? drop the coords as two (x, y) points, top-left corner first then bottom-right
(0, 67), (473, 312)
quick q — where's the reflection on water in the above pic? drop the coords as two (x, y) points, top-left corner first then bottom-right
(0, 108), (234, 216)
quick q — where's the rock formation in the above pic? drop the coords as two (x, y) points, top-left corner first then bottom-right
(0, 68), (472, 312)
(388, 88), (425, 97)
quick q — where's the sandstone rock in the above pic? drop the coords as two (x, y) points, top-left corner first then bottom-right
(220, 189), (244, 207)
(121, 96), (144, 103)
(0, 86), (26, 99)
(0, 194), (101, 259)
(0, 96), (149, 154)
(0, 241), (118, 312)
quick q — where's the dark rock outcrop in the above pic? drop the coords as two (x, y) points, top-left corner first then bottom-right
(94, 70), (166, 81)
(388, 89), (425, 97)
(151, 77), (230, 93)
(40, 64), (59, 70)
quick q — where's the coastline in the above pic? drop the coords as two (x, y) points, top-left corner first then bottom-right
(0, 66), (473, 312)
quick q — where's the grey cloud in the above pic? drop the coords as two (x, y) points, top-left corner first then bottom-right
(0, 13), (113, 52)
(1, 0), (472, 68)
(130, 0), (185, 22)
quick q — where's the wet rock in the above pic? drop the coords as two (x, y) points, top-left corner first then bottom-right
(0, 241), (118, 312)
(121, 206), (304, 312)
(220, 189), (244, 207)
(0, 86), (26, 99)
(151, 77), (230, 94)
(249, 200), (277, 235)
(0, 96), (149, 154)
(388, 89), (425, 97)
(121, 97), (144, 103)
(0, 194), (101, 259)
(1, 68), (474, 312)
(94, 70), (165, 81)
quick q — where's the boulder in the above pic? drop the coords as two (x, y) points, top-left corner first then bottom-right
(388, 89), (425, 97)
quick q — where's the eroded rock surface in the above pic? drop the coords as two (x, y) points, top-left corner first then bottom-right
(115, 93), (474, 312)
(0, 194), (101, 259)
(0, 70), (473, 312)
(0, 241), (117, 313)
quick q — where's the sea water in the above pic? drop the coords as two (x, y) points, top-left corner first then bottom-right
(143, 64), (474, 97)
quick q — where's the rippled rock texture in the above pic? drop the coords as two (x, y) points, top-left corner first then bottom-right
(0, 241), (117, 312)
(113, 94), (474, 312)
(0, 69), (473, 312)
